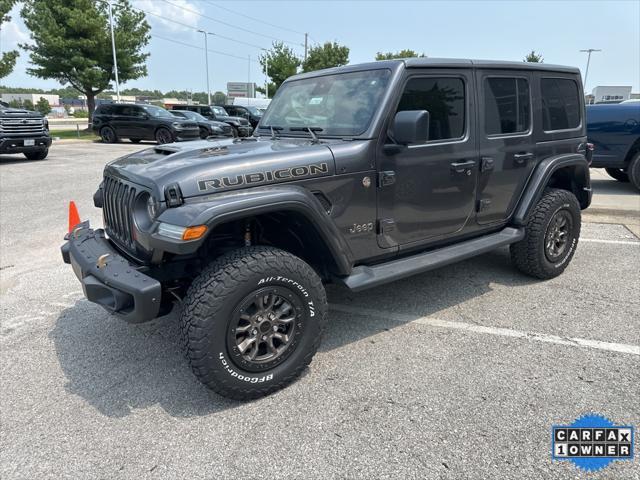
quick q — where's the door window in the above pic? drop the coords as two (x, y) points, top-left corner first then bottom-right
(541, 78), (580, 131)
(484, 77), (530, 135)
(396, 77), (465, 141)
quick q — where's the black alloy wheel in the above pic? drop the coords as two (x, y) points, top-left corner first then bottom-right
(544, 210), (572, 262)
(228, 287), (301, 372)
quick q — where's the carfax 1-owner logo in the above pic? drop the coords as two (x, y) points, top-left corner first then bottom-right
(552, 414), (635, 472)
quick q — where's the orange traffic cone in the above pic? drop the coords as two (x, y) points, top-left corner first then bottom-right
(68, 201), (81, 233)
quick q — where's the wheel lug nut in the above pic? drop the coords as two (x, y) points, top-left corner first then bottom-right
(273, 325), (278, 332)
(252, 329), (257, 335)
(262, 335), (267, 340)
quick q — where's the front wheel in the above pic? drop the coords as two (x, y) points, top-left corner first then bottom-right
(24, 149), (48, 160)
(180, 246), (327, 400)
(155, 127), (174, 144)
(511, 188), (581, 279)
(605, 167), (629, 183)
(628, 153), (640, 192)
(100, 126), (118, 143)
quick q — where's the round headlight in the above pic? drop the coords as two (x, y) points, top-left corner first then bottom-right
(132, 193), (157, 231)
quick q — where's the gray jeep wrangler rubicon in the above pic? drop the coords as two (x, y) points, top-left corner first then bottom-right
(62, 59), (592, 400)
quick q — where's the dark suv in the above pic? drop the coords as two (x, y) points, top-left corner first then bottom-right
(170, 104), (253, 137)
(64, 59), (592, 400)
(221, 104), (263, 128)
(171, 110), (233, 138)
(93, 103), (199, 144)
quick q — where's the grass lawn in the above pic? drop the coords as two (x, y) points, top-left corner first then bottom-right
(50, 129), (99, 141)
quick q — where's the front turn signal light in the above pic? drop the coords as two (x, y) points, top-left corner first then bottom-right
(182, 225), (208, 241)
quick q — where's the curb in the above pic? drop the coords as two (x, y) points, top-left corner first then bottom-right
(585, 207), (640, 219)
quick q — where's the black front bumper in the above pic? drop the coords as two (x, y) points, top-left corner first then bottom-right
(61, 224), (161, 323)
(0, 135), (51, 154)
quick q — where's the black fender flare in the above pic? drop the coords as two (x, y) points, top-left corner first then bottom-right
(154, 185), (354, 275)
(512, 153), (592, 226)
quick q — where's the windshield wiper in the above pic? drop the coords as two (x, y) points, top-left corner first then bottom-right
(258, 125), (284, 139)
(290, 126), (323, 144)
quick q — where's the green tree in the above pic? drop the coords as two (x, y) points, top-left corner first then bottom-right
(375, 50), (425, 60)
(212, 91), (227, 105)
(302, 41), (349, 73)
(524, 50), (543, 63)
(23, 99), (34, 110)
(259, 41), (301, 95)
(20, 0), (150, 121)
(8, 99), (21, 108)
(34, 96), (51, 116)
(0, 0), (19, 78)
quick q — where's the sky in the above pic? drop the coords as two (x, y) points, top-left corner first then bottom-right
(1, 0), (639, 96)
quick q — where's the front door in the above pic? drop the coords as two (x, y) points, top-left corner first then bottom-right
(475, 71), (535, 224)
(377, 70), (478, 247)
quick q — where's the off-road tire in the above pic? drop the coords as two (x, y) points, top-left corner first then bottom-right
(510, 188), (581, 279)
(179, 246), (328, 400)
(23, 149), (48, 160)
(155, 127), (174, 144)
(130, 138), (142, 143)
(100, 126), (118, 143)
(628, 153), (640, 191)
(605, 167), (629, 183)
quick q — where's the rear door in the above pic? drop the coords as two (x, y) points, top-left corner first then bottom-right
(475, 70), (535, 224)
(377, 69), (478, 247)
(111, 105), (136, 137)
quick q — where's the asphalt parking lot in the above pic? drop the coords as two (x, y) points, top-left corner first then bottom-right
(1, 142), (639, 479)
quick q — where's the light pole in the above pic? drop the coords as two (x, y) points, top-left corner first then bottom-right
(198, 30), (212, 105)
(261, 48), (269, 99)
(107, 1), (120, 102)
(580, 49), (601, 92)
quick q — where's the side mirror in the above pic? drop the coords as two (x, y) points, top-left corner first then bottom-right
(392, 110), (430, 145)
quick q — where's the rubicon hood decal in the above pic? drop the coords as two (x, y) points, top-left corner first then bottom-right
(198, 162), (329, 191)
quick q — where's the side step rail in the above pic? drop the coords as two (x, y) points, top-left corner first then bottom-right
(339, 227), (525, 291)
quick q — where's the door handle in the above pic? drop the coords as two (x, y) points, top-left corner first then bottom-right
(513, 152), (534, 164)
(450, 160), (476, 173)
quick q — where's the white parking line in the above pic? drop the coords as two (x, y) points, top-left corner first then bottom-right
(330, 304), (640, 356)
(580, 238), (640, 245)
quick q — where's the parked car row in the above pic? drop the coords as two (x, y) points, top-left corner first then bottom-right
(92, 103), (255, 145)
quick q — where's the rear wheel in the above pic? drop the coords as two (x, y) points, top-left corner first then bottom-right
(180, 246), (327, 400)
(605, 167), (629, 182)
(24, 149), (48, 160)
(199, 127), (209, 139)
(99, 126), (118, 143)
(511, 188), (581, 279)
(628, 153), (640, 191)
(155, 127), (173, 144)
(231, 126), (239, 138)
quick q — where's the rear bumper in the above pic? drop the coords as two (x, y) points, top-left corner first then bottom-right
(61, 223), (161, 323)
(0, 135), (51, 154)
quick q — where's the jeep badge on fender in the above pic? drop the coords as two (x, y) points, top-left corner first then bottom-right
(61, 58), (591, 400)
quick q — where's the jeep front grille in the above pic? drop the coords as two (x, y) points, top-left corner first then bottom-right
(102, 176), (137, 249)
(1, 118), (45, 135)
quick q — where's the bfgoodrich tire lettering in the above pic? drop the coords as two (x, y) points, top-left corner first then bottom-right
(510, 188), (581, 279)
(179, 246), (327, 400)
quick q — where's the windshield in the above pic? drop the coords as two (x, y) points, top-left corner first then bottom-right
(141, 105), (174, 118)
(247, 106), (262, 116)
(212, 106), (229, 116)
(260, 69), (391, 136)
(175, 110), (205, 121)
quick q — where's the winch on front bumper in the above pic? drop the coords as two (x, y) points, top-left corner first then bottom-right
(61, 223), (161, 323)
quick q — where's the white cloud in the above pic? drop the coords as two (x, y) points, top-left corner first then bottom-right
(1, 5), (30, 51)
(133, 0), (202, 32)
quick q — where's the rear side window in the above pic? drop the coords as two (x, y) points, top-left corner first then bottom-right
(96, 105), (113, 115)
(541, 78), (580, 131)
(397, 77), (465, 141)
(484, 78), (530, 135)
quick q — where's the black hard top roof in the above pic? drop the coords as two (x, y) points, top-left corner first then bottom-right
(289, 57), (580, 81)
